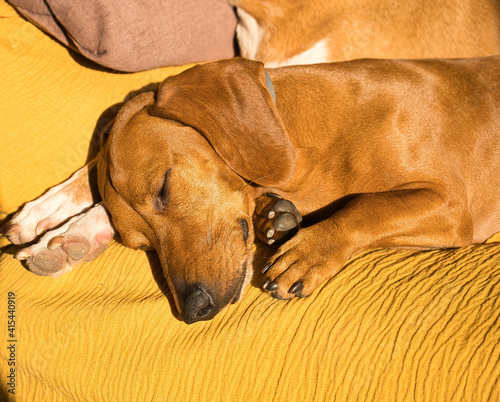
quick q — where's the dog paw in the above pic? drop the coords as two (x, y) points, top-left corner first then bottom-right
(1, 165), (95, 245)
(253, 193), (302, 245)
(260, 223), (346, 300)
(14, 204), (114, 277)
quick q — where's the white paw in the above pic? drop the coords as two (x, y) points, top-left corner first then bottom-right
(14, 204), (114, 277)
(1, 164), (95, 245)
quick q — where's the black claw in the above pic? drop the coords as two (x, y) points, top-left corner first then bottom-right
(266, 192), (282, 199)
(274, 213), (298, 232)
(289, 281), (303, 295)
(266, 282), (278, 291)
(262, 263), (272, 274)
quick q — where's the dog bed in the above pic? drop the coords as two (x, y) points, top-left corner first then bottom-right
(1, 2), (500, 400)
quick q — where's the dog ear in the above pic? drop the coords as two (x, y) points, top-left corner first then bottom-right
(148, 58), (295, 187)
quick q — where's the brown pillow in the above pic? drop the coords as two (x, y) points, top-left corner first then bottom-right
(8, 0), (236, 72)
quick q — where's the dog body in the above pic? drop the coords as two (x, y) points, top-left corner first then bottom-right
(232, 0), (500, 66)
(91, 57), (500, 322)
(263, 58), (500, 244)
(4, 56), (500, 323)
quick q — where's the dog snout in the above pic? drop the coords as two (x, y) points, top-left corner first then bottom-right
(181, 285), (218, 324)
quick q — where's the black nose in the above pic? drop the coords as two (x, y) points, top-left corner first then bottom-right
(182, 285), (217, 324)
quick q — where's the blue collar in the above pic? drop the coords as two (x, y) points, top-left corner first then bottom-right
(264, 70), (277, 105)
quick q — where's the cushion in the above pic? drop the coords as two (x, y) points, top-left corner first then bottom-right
(7, 0), (236, 71)
(1, 2), (500, 400)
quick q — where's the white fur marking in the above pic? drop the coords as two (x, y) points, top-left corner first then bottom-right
(266, 39), (331, 68)
(235, 7), (263, 60)
(5, 166), (95, 244)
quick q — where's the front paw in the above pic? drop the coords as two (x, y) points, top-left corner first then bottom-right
(253, 193), (302, 245)
(261, 225), (346, 300)
(14, 204), (114, 277)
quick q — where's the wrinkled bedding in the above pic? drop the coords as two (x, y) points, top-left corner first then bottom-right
(1, 2), (500, 400)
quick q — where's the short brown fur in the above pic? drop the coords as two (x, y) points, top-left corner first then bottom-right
(232, 0), (500, 64)
(97, 56), (500, 317)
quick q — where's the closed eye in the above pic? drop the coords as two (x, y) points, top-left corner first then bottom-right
(155, 168), (172, 210)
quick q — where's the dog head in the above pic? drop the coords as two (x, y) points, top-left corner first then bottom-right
(97, 58), (295, 323)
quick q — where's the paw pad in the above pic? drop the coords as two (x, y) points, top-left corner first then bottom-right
(254, 193), (302, 245)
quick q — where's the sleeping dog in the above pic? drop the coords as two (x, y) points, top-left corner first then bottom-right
(3, 56), (499, 323)
(232, 0), (500, 66)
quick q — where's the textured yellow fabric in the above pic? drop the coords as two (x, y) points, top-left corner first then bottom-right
(1, 2), (500, 400)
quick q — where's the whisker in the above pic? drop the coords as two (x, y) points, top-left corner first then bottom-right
(238, 173), (272, 193)
(224, 226), (234, 250)
(206, 208), (216, 248)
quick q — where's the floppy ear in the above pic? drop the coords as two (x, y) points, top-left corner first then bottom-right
(148, 58), (295, 187)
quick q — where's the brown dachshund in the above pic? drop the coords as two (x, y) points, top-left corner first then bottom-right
(97, 57), (499, 323)
(4, 56), (500, 323)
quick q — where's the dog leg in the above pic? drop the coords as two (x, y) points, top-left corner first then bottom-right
(253, 193), (302, 245)
(13, 203), (114, 277)
(262, 184), (473, 300)
(1, 161), (98, 245)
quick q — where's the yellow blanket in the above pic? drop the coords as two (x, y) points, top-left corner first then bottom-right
(1, 2), (500, 400)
